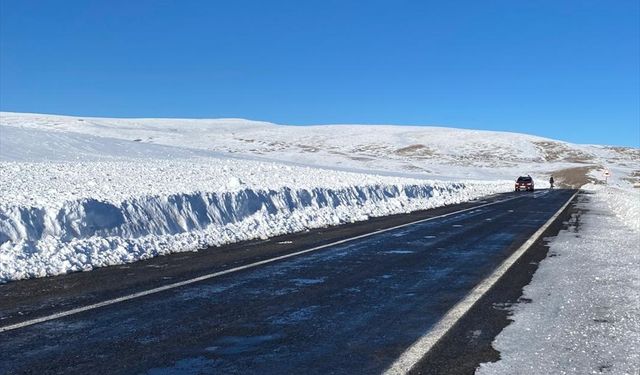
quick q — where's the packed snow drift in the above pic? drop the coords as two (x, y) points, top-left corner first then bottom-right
(0, 158), (508, 282)
(1, 112), (638, 282)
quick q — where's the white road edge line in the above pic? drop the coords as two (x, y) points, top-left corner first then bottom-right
(383, 190), (578, 375)
(0, 194), (526, 334)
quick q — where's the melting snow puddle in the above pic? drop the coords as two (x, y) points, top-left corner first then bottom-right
(206, 334), (283, 355)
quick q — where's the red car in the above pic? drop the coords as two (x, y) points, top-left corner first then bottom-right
(515, 176), (534, 191)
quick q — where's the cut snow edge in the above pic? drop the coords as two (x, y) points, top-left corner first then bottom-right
(0, 181), (509, 283)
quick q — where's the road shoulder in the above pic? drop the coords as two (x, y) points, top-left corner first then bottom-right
(409, 190), (580, 374)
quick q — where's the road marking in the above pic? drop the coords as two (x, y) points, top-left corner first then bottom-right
(0, 194), (528, 334)
(383, 190), (578, 375)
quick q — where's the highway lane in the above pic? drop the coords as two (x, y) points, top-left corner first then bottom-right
(0, 189), (576, 374)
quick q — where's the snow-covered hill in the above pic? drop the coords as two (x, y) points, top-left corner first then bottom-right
(2, 112), (638, 184)
(0, 112), (638, 282)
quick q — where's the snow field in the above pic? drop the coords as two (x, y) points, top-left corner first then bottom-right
(4, 112), (638, 184)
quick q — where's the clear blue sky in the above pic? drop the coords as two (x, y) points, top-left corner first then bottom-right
(1, 1), (638, 147)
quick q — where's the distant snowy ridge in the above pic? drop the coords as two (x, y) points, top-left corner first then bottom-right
(3, 111), (638, 183)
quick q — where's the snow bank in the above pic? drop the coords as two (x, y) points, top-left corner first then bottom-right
(598, 185), (640, 232)
(477, 186), (640, 374)
(0, 159), (509, 282)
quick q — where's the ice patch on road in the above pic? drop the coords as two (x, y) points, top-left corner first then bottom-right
(178, 283), (244, 300)
(270, 306), (319, 325)
(206, 334), (283, 355)
(383, 250), (415, 254)
(290, 277), (326, 286)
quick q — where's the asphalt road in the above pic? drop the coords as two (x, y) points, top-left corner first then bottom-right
(0, 189), (577, 375)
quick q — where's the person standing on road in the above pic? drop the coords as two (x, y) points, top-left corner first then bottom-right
(549, 176), (554, 189)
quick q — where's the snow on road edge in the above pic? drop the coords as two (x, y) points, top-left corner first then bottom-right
(477, 185), (640, 374)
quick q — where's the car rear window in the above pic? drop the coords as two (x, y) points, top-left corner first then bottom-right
(517, 177), (532, 182)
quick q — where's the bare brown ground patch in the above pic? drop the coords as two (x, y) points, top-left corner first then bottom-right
(534, 141), (593, 163)
(349, 156), (375, 162)
(622, 170), (640, 188)
(552, 165), (599, 188)
(394, 144), (435, 157)
(605, 146), (640, 159)
(352, 144), (391, 155)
